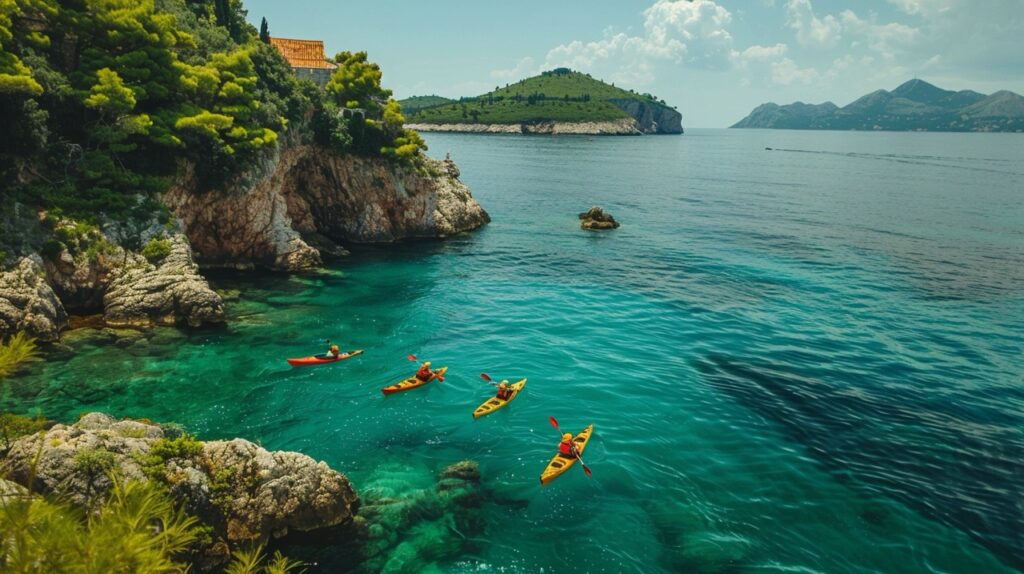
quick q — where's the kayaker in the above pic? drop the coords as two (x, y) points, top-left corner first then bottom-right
(326, 340), (340, 358)
(558, 433), (578, 458)
(416, 361), (433, 381)
(496, 380), (512, 400)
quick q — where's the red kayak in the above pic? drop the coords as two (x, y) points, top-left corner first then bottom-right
(287, 349), (363, 367)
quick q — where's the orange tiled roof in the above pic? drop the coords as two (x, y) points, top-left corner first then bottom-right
(269, 37), (337, 70)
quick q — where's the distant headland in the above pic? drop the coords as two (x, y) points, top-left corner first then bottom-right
(732, 79), (1024, 133)
(401, 69), (683, 135)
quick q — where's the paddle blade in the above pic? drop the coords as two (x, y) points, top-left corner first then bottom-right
(548, 416), (559, 429)
(406, 354), (417, 362)
(583, 465), (593, 477)
(480, 372), (492, 382)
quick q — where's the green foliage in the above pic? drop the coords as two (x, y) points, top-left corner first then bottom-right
(404, 69), (670, 125)
(0, 476), (301, 572)
(0, 332), (40, 379)
(39, 239), (63, 259)
(258, 16), (269, 43)
(140, 433), (204, 480)
(325, 51), (391, 116)
(72, 447), (116, 477)
(141, 237), (172, 263)
(225, 546), (305, 574)
(0, 479), (200, 573)
(0, 411), (46, 450)
(396, 94), (455, 115)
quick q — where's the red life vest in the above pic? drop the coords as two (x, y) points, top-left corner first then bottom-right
(416, 366), (432, 380)
(559, 440), (575, 456)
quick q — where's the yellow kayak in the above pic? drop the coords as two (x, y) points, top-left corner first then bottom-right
(381, 366), (448, 395)
(540, 424), (594, 486)
(472, 379), (526, 419)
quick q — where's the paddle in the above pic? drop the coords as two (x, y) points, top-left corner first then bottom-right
(480, 372), (500, 386)
(547, 416), (592, 477)
(407, 354), (443, 382)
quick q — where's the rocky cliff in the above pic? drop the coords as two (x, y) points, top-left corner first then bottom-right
(610, 99), (684, 134)
(1, 413), (359, 567)
(165, 141), (490, 271)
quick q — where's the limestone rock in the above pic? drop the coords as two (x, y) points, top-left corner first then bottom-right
(164, 140), (490, 271)
(0, 255), (68, 341)
(103, 235), (225, 328)
(579, 206), (621, 230)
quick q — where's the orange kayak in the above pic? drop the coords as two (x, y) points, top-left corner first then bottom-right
(287, 349), (363, 367)
(381, 366), (448, 395)
(540, 424), (593, 486)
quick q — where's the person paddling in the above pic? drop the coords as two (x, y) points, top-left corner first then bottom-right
(325, 339), (340, 358)
(558, 433), (578, 458)
(415, 361), (434, 381)
(496, 379), (513, 400)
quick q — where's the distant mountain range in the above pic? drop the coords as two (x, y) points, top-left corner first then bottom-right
(731, 80), (1024, 132)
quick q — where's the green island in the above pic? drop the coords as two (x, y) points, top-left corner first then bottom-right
(401, 68), (684, 134)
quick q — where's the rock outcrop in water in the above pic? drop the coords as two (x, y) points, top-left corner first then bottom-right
(0, 413), (358, 567)
(579, 206), (621, 230)
(164, 137), (490, 271)
(0, 255), (68, 342)
(103, 236), (225, 328)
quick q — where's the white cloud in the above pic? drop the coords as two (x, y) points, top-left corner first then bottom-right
(838, 10), (919, 60)
(532, 0), (737, 86)
(491, 57), (536, 82)
(785, 0), (841, 47)
(770, 57), (819, 85)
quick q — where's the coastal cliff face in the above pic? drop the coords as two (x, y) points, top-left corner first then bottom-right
(0, 413), (359, 567)
(165, 143), (490, 271)
(609, 99), (684, 134)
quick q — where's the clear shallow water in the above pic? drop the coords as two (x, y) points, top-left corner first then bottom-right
(5, 129), (1024, 573)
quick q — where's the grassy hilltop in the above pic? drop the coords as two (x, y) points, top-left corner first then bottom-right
(402, 69), (674, 125)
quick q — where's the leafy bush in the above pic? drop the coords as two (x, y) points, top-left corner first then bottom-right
(141, 433), (204, 480)
(39, 239), (64, 260)
(0, 412), (46, 451)
(73, 447), (116, 477)
(0, 332), (40, 379)
(142, 237), (173, 264)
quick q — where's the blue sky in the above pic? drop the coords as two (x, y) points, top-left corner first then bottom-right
(243, 0), (1024, 127)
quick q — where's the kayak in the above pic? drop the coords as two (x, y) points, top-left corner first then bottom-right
(472, 379), (526, 420)
(286, 349), (363, 367)
(539, 424), (594, 486)
(381, 366), (448, 395)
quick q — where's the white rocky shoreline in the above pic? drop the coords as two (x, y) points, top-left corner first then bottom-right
(407, 118), (644, 135)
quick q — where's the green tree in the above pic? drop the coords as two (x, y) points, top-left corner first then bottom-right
(325, 50), (391, 116)
(258, 16), (269, 43)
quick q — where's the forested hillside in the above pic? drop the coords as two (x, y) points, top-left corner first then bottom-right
(0, 0), (423, 262)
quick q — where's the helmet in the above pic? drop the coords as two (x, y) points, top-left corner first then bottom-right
(499, 380), (509, 387)
(562, 433), (572, 442)
(423, 361), (431, 367)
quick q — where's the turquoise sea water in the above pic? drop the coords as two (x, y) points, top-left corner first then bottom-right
(5, 129), (1024, 573)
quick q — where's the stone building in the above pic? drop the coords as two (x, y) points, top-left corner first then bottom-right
(269, 37), (337, 87)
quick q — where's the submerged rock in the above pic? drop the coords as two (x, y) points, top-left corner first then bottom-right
(0, 255), (68, 341)
(0, 412), (358, 567)
(579, 206), (621, 230)
(103, 235), (225, 329)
